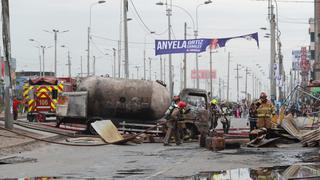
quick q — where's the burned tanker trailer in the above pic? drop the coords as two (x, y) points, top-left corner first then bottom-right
(77, 76), (171, 125)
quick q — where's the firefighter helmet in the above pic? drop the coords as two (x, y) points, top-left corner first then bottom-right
(177, 101), (187, 108)
(260, 92), (267, 98)
(210, 99), (218, 105)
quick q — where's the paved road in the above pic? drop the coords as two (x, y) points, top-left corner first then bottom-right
(0, 140), (318, 179)
(1, 116), (318, 179)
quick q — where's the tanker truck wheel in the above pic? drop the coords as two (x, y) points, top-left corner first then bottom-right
(86, 117), (102, 135)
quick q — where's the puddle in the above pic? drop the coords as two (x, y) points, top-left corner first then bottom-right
(178, 163), (320, 180)
(0, 156), (37, 164)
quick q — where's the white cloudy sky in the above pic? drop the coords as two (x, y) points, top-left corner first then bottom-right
(6, 0), (313, 100)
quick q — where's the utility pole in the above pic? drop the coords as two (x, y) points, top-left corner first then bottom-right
(135, 65), (140, 79)
(149, 57), (152, 80)
(41, 46), (46, 75)
(143, 46), (146, 80)
(167, 1), (173, 96)
(183, 22), (187, 89)
(269, 2), (277, 102)
(245, 67), (248, 101)
(314, 0), (320, 80)
(227, 52), (231, 102)
(160, 56), (163, 81)
(219, 78), (222, 100)
(2, 0), (13, 129)
(252, 73), (255, 99)
(67, 51), (71, 78)
(180, 62), (183, 90)
(93, 56), (96, 76)
(117, 40), (121, 78)
(123, 0), (129, 79)
(164, 57), (166, 83)
(54, 30), (57, 76)
(209, 46), (213, 98)
(278, 42), (284, 101)
(80, 56), (83, 78)
(112, 48), (116, 77)
(235, 64), (242, 102)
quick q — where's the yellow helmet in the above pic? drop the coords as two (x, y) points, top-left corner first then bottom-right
(211, 99), (218, 105)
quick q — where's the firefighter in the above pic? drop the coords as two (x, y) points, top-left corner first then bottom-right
(163, 100), (187, 146)
(210, 99), (220, 129)
(164, 95), (180, 120)
(256, 92), (275, 129)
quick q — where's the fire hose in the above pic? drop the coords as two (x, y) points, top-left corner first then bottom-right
(0, 121), (167, 147)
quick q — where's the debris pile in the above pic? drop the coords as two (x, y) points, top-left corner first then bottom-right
(301, 129), (320, 147)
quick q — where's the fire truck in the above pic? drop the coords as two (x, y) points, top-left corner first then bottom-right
(23, 77), (64, 122)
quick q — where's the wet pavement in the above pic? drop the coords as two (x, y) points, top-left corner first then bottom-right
(178, 163), (320, 180)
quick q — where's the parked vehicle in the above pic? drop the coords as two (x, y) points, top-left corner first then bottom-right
(23, 77), (64, 122)
(179, 88), (211, 146)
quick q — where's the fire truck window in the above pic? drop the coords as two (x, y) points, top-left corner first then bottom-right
(52, 90), (58, 99)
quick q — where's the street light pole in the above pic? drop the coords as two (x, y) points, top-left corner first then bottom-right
(195, 0), (212, 89)
(227, 52), (231, 102)
(143, 31), (155, 80)
(123, 0), (129, 79)
(148, 57), (152, 80)
(209, 46), (213, 97)
(183, 22), (187, 89)
(87, 1), (106, 77)
(44, 29), (69, 77)
(167, 1), (173, 96)
(269, 2), (277, 102)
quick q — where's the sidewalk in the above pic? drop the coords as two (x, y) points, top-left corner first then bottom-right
(0, 120), (58, 156)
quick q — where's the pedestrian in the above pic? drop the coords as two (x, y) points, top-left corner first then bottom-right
(256, 92), (275, 129)
(13, 97), (20, 120)
(163, 100), (187, 146)
(248, 102), (258, 131)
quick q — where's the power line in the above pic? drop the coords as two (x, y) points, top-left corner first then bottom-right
(91, 34), (154, 45)
(129, 0), (153, 33)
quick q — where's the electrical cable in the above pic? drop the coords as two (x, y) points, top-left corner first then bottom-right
(0, 121), (166, 147)
(129, 0), (153, 33)
(91, 34), (154, 45)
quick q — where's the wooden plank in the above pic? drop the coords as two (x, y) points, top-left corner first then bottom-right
(91, 120), (124, 143)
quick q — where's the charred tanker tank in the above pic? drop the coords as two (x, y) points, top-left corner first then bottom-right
(77, 76), (171, 123)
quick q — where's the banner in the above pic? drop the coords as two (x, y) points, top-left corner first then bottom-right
(155, 32), (259, 55)
(191, 69), (216, 80)
(292, 50), (301, 71)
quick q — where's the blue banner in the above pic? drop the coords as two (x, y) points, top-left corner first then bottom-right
(155, 32), (259, 55)
(155, 39), (212, 55)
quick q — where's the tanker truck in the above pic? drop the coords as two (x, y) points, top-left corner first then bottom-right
(56, 76), (171, 133)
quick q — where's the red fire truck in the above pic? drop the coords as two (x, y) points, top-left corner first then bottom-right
(23, 77), (64, 122)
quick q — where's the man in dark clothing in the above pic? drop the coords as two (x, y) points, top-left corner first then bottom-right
(163, 101), (187, 146)
(248, 102), (258, 131)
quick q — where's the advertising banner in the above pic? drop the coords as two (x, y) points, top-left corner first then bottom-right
(191, 69), (216, 80)
(292, 50), (301, 71)
(155, 32), (259, 55)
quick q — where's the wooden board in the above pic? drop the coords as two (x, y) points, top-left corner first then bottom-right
(91, 120), (124, 143)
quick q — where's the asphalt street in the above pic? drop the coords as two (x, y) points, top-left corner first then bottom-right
(0, 116), (318, 179)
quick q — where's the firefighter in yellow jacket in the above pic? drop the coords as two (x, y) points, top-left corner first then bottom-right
(256, 92), (275, 129)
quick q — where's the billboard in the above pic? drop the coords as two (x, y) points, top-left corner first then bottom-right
(191, 69), (216, 79)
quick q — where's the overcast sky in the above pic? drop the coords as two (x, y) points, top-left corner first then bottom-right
(7, 0), (313, 100)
